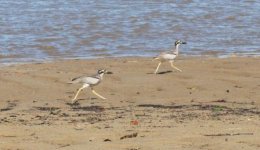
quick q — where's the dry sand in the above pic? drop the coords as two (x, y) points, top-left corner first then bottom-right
(0, 57), (259, 150)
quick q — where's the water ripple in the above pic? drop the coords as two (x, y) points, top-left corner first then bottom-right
(0, 0), (259, 63)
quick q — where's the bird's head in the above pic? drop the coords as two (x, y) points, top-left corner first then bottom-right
(97, 69), (107, 75)
(175, 40), (187, 46)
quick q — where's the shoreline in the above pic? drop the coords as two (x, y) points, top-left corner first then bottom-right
(1, 54), (259, 67)
(0, 56), (259, 149)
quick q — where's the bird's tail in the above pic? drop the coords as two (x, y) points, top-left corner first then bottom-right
(67, 81), (75, 84)
(152, 57), (159, 61)
(67, 77), (81, 84)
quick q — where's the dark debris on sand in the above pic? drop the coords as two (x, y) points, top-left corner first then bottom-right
(0, 99), (259, 127)
(0, 100), (18, 112)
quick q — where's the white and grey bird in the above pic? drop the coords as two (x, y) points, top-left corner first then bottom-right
(153, 40), (187, 74)
(70, 69), (107, 103)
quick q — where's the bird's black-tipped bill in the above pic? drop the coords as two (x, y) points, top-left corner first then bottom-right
(106, 71), (113, 74)
(182, 42), (187, 44)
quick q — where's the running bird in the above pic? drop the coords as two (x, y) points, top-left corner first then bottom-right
(153, 40), (187, 74)
(70, 69), (107, 103)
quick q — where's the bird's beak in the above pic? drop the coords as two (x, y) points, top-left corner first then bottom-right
(106, 70), (113, 74)
(182, 41), (187, 44)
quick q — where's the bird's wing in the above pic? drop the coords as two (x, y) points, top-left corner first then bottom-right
(84, 77), (100, 85)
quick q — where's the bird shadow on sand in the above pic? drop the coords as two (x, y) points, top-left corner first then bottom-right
(146, 70), (173, 75)
(157, 70), (173, 74)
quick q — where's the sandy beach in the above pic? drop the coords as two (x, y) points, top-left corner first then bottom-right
(0, 56), (259, 150)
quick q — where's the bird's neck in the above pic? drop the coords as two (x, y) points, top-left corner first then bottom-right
(98, 73), (104, 79)
(173, 44), (180, 55)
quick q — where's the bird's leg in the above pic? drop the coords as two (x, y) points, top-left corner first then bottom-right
(91, 88), (106, 100)
(71, 84), (89, 103)
(71, 87), (83, 103)
(170, 61), (182, 72)
(154, 62), (162, 74)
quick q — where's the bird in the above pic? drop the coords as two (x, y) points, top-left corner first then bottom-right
(70, 69), (107, 103)
(153, 40), (187, 74)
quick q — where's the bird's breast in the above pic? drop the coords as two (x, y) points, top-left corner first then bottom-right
(161, 53), (177, 60)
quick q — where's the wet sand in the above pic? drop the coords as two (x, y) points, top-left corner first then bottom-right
(0, 57), (259, 150)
